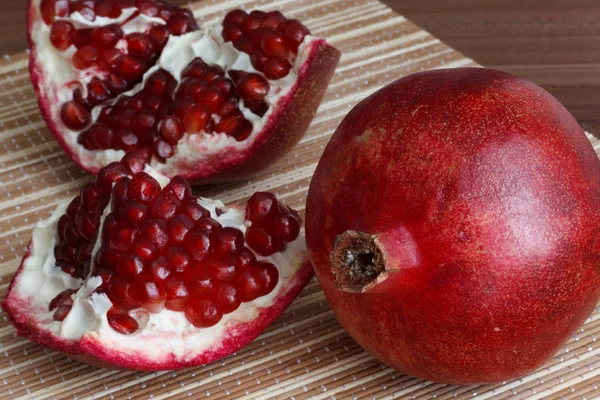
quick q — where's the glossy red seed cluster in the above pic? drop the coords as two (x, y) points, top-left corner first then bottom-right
(245, 192), (301, 256)
(54, 183), (110, 279)
(48, 0), (198, 130)
(77, 61), (270, 161)
(221, 9), (311, 80)
(50, 154), (300, 333)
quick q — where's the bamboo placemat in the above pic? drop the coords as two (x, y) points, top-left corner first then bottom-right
(0, 0), (598, 398)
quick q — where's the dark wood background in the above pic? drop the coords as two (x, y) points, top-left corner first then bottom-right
(3, 0), (599, 133)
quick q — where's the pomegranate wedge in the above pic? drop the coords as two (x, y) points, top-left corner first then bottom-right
(28, 0), (340, 182)
(2, 152), (312, 370)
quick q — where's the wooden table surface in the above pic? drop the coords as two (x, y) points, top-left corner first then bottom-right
(1, 0), (598, 133)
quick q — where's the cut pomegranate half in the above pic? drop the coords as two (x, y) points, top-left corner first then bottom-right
(28, 0), (341, 182)
(2, 152), (311, 370)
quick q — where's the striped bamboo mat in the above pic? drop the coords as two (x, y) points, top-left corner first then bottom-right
(0, 0), (599, 398)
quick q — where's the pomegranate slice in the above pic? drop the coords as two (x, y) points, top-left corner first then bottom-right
(2, 152), (311, 370)
(28, 1), (340, 183)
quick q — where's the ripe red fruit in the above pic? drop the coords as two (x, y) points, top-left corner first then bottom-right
(29, 1), (340, 183)
(306, 68), (600, 384)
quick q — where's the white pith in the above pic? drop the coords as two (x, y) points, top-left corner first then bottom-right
(31, 0), (317, 174)
(10, 165), (307, 363)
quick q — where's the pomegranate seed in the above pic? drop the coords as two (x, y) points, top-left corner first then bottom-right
(282, 20), (311, 49)
(72, 45), (98, 70)
(112, 128), (139, 150)
(149, 192), (181, 220)
(167, 14), (192, 35)
(167, 215), (195, 243)
(74, 210), (99, 241)
(236, 248), (257, 268)
(214, 227), (244, 254)
(146, 70), (176, 97)
(221, 97), (240, 115)
(183, 228), (211, 261)
(242, 14), (263, 34)
(107, 73), (128, 93)
(122, 148), (151, 174)
(95, 161), (129, 194)
(178, 78), (207, 98)
(194, 87), (228, 113)
(107, 277), (139, 310)
(149, 25), (169, 48)
(53, 305), (72, 321)
(50, 21), (76, 51)
(165, 274), (190, 311)
(271, 213), (301, 242)
(107, 307), (138, 334)
(182, 104), (210, 134)
(66, 197), (81, 219)
(132, 236), (156, 260)
(140, 218), (169, 249)
(49, 289), (75, 311)
(160, 115), (184, 144)
(250, 10), (266, 18)
(101, 214), (118, 242)
(248, 27), (271, 48)
(111, 178), (130, 210)
(185, 299), (222, 328)
(87, 78), (111, 105)
(180, 199), (209, 221)
(81, 124), (114, 150)
(54, 242), (77, 262)
(118, 201), (148, 222)
(164, 176), (192, 201)
(263, 58), (292, 80)
(224, 9), (247, 26)
(166, 247), (191, 273)
(61, 101), (90, 130)
(215, 284), (240, 313)
(74, 29), (92, 48)
(250, 51), (269, 71)
(158, 6), (174, 21)
(257, 261), (279, 294)
(233, 36), (254, 53)
(126, 33), (156, 60)
(129, 274), (166, 312)
(154, 140), (174, 160)
(109, 220), (140, 251)
(95, 2), (115, 17)
(235, 266), (267, 302)
(132, 110), (157, 137)
(146, 256), (171, 280)
(80, 182), (103, 210)
(90, 25), (123, 49)
(212, 77), (234, 95)
(117, 253), (144, 282)
(262, 11), (286, 29)
(216, 110), (253, 140)
(246, 192), (278, 222)
(138, 0), (159, 16)
(117, 56), (147, 81)
(41, 0), (70, 24)
(145, 95), (163, 112)
(260, 32), (290, 59)
(182, 58), (208, 78)
(222, 24), (243, 43)
(127, 172), (161, 204)
(205, 254), (237, 282)
(195, 217), (222, 236)
(236, 73), (269, 102)
(245, 227), (279, 256)
(186, 268), (218, 297)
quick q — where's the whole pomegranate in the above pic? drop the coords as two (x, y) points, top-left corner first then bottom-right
(305, 68), (600, 384)
(28, 0), (340, 182)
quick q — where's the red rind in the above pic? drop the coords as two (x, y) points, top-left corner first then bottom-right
(27, 0), (341, 182)
(2, 240), (313, 370)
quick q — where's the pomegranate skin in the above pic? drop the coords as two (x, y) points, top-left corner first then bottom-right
(305, 68), (600, 384)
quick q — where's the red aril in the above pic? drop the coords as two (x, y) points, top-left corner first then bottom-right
(3, 155), (311, 370)
(28, 1), (340, 183)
